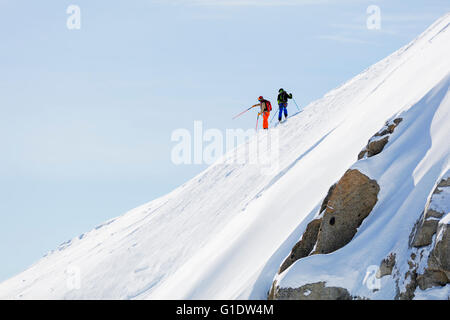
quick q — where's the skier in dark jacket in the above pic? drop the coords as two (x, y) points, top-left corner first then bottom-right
(277, 88), (293, 122)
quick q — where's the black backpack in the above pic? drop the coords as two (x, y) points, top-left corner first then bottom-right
(278, 91), (287, 104)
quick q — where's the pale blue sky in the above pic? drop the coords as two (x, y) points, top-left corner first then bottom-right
(0, 0), (448, 282)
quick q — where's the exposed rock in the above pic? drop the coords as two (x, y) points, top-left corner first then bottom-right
(412, 218), (440, 247)
(427, 222), (450, 280)
(412, 177), (449, 248)
(271, 170), (379, 300)
(417, 269), (448, 290)
(425, 209), (445, 219)
(404, 172), (450, 297)
(313, 169), (380, 254)
(374, 129), (390, 137)
(272, 282), (352, 300)
(367, 136), (389, 157)
(278, 183), (338, 274)
(396, 270), (418, 300)
(396, 256), (419, 299)
(437, 176), (450, 187)
(279, 219), (321, 273)
(271, 170), (379, 299)
(267, 280), (277, 300)
(357, 149), (367, 160)
(377, 253), (396, 278)
(393, 118), (403, 125)
(358, 117), (402, 160)
(319, 183), (337, 215)
(402, 220), (449, 295)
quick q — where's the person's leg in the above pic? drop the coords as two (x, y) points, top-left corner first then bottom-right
(278, 105), (283, 121)
(263, 112), (269, 129)
(284, 105), (288, 119)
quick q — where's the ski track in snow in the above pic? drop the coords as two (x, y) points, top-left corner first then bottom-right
(0, 13), (449, 300)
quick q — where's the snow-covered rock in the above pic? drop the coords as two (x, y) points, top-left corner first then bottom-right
(358, 118), (403, 160)
(412, 175), (450, 247)
(406, 172), (450, 296)
(377, 253), (396, 279)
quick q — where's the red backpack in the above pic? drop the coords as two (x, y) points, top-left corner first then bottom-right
(265, 100), (272, 112)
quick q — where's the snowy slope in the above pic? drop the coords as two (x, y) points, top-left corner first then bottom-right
(274, 74), (450, 300)
(0, 13), (449, 300)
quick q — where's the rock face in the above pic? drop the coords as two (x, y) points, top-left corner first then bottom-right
(412, 219), (440, 247)
(278, 184), (336, 273)
(358, 117), (402, 160)
(412, 176), (449, 247)
(377, 253), (396, 278)
(418, 221), (450, 290)
(272, 282), (352, 300)
(278, 171), (380, 274)
(366, 136), (389, 157)
(271, 169), (380, 300)
(399, 173), (450, 297)
(319, 183), (337, 214)
(313, 169), (380, 254)
(279, 219), (321, 273)
(417, 269), (448, 290)
(429, 222), (450, 279)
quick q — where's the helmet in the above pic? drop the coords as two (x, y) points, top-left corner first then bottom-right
(258, 96), (264, 101)
(279, 88), (284, 93)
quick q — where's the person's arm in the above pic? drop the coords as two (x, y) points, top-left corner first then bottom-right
(288, 93), (293, 99)
(251, 103), (261, 115)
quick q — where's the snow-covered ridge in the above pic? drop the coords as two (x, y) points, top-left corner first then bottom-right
(0, 13), (449, 300)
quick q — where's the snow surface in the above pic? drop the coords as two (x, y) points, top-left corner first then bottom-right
(0, 13), (449, 300)
(414, 285), (450, 300)
(428, 183), (450, 216)
(441, 213), (450, 225)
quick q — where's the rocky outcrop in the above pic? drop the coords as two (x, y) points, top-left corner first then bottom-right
(428, 222), (450, 279)
(319, 183), (337, 214)
(418, 221), (450, 290)
(397, 268), (418, 300)
(313, 169), (380, 254)
(412, 176), (449, 247)
(358, 118), (402, 160)
(278, 184), (337, 273)
(271, 169), (380, 300)
(279, 219), (321, 273)
(398, 173), (450, 298)
(411, 219), (440, 247)
(277, 170), (380, 275)
(272, 282), (352, 300)
(377, 253), (396, 278)
(417, 269), (448, 290)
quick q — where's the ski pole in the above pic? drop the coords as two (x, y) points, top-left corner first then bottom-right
(270, 111), (277, 124)
(232, 106), (256, 120)
(255, 113), (260, 131)
(292, 98), (301, 112)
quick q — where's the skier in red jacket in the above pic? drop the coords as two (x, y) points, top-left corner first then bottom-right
(251, 96), (272, 130)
